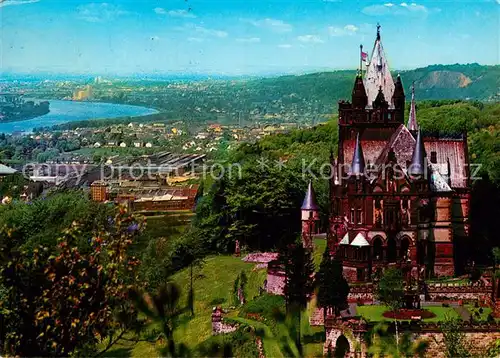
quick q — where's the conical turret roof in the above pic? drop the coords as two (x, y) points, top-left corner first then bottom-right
(301, 181), (319, 210)
(409, 129), (426, 177)
(351, 132), (365, 176)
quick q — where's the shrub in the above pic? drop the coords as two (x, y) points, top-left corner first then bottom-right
(442, 303), (450, 307)
(239, 294), (285, 322)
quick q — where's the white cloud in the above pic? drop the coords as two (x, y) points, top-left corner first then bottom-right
(77, 3), (127, 22)
(168, 9), (196, 18)
(329, 24), (359, 37)
(0, 0), (39, 7)
(297, 35), (324, 44)
(362, 2), (434, 17)
(236, 37), (261, 43)
(188, 37), (204, 42)
(155, 7), (196, 18)
(150, 35), (160, 41)
(181, 24), (228, 39)
(278, 44), (292, 49)
(245, 18), (293, 33)
(154, 7), (166, 15)
(194, 25), (228, 38)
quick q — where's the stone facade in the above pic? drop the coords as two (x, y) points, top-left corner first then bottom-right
(315, 28), (471, 283)
(324, 321), (500, 357)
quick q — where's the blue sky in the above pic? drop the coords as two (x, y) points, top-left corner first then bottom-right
(1, 0), (499, 75)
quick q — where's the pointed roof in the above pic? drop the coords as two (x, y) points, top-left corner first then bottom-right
(372, 86), (388, 108)
(339, 233), (350, 245)
(0, 164), (17, 175)
(393, 74), (405, 100)
(407, 83), (419, 131)
(352, 74), (368, 109)
(408, 129), (426, 177)
(351, 232), (370, 247)
(351, 132), (365, 176)
(364, 24), (395, 108)
(301, 181), (319, 210)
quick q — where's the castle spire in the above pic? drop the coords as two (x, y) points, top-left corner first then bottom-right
(351, 132), (365, 176)
(408, 82), (419, 131)
(363, 23), (395, 108)
(408, 129), (426, 177)
(352, 73), (368, 109)
(301, 180), (319, 210)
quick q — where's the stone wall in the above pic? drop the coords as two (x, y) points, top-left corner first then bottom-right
(212, 307), (238, 335)
(420, 331), (500, 358)
(266, 268), (285, 295)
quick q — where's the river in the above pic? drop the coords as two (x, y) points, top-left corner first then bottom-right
(0, 100), (158, 134)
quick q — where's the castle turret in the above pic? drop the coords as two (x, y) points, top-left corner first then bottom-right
(407, 82), (419, 131)
(352, 74), (368, 109)
(301, 181), (319, 249)
(350, 133), (366, 177)
(408, 129), (426, 179)
(392, 74), (405, 122)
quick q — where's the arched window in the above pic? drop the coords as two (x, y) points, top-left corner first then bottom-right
(400, 236), (411, 261)
(373, 237), (383, 261)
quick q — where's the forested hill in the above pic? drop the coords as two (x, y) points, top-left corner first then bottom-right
(251, 63), (499, 103)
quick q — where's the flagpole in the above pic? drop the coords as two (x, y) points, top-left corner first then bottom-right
(359, 44), (363, 78)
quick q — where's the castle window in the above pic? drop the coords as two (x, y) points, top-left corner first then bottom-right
(430, 151), (437, 164)
(350, 208), (355, 224)
(357, 208), (363, 224)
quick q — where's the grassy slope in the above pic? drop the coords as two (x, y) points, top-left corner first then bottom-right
(171, 255), (267, 348)
(103, 255), (266, 357)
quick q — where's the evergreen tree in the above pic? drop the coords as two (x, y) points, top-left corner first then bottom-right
(282, 243), (315, 351)
(316, 246), (350, 322)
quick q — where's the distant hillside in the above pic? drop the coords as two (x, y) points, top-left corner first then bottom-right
(248, 64), (500, 105)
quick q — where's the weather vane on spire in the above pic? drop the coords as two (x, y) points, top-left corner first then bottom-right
(376, 23), (381, 40)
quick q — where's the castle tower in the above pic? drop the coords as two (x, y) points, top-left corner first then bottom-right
(301, 181), (320, 249)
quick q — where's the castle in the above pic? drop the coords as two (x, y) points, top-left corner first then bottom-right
(301, 26), (471, 282)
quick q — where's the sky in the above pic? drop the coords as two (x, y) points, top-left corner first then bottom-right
(1, 0), (499, 75)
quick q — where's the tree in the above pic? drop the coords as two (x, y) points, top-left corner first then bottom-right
(129, 282), (189, 357)
(316, 246), (349, 322)
(441, 316), (474, 358)
(282, 243), (315, 351)
(375, 267), (405, 354)
(0, 206), (144, 356)
(376, 267), (405, 312)
(366, 323), (428, 358)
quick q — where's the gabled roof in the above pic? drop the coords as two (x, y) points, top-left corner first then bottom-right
(301, 181), (319, 210)
(364, 25), (395, 108)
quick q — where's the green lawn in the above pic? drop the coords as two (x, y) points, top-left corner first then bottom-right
(466, 304), (493, 322)
(357, 305), (459, 322)
(103, 255), (267, 357)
